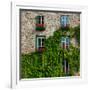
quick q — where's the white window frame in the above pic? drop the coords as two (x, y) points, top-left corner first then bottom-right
(11, 2), (88, 88)
(36, 36), (45, 49)
(61, 37), (70, 49)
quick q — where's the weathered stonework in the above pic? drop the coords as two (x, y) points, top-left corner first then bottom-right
(20, 10), (80, 54)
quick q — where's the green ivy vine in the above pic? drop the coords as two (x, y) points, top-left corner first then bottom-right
(20, 25), (80, 78)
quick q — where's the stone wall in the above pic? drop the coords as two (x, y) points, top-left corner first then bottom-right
(20, 10), (80, 54)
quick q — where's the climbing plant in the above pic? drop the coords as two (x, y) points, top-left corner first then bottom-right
(20, 25), (80, 78)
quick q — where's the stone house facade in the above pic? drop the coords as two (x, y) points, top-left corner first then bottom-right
(20, 9), (80, 54)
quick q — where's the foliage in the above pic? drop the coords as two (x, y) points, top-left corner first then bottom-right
(74, 25), (80, 45)
(20, 25), (80, 78)
(36, 26), (45, 31)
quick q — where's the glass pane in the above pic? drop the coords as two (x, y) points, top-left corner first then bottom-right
(42, 38), (45, 47)
(61, 37), (65, 42)
(42, 16), (44, 24)
(66, 16), (69, 24)
(36, 16), (39, 24)
(62, 43), (65, 49)
(66, 37), (70, 44)
(60, 16), (64, 26)
(64, 16), (67, 26)
(38, 38), (41, 47)
(38, 16), (41, 24)
(66, 60), (69, 73)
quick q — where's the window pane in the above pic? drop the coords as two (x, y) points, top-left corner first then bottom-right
(42, 38), (45, 47)
(61, 37), (65, 42)
(39, 16), (41, 24)
(66, 60), (69, 73)
(66, 16), (69, 24)
(66, 37), (70, 44)
(60, 16), (64, 26)
(36, 16), (39, 24)
(42, 16), (44, 24)
(62, 43), (65, 49)
(38, 38), (41, 47)
(66, 37), (69, 48)
(64, 16), (67, 26)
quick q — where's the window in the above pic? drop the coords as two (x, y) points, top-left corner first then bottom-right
(36, 16), (45, 31)
(63, 60), (69, 74)
(36, 36), (45, 52)
(61, 37), (70, 49)
(61, 37), (70, 74)
(36, 16), (44, 25)
(60, 15), (69, 27)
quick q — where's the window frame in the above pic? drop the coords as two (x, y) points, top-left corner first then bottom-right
(60, 15), (69, 27)
(61, 37), (70, 49)
(36, 15), (44, 25)
(36, 15), (45, 31)
(63, 59), (69, 74)
(36, 35), (46, 51)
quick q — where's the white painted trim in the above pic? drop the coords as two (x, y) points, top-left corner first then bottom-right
(37, 36), (45, 48)
(61, 37), (69, 49)
(11, 1), (88, 88)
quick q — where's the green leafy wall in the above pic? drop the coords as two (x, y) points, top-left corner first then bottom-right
(20, 25), (80, 78)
